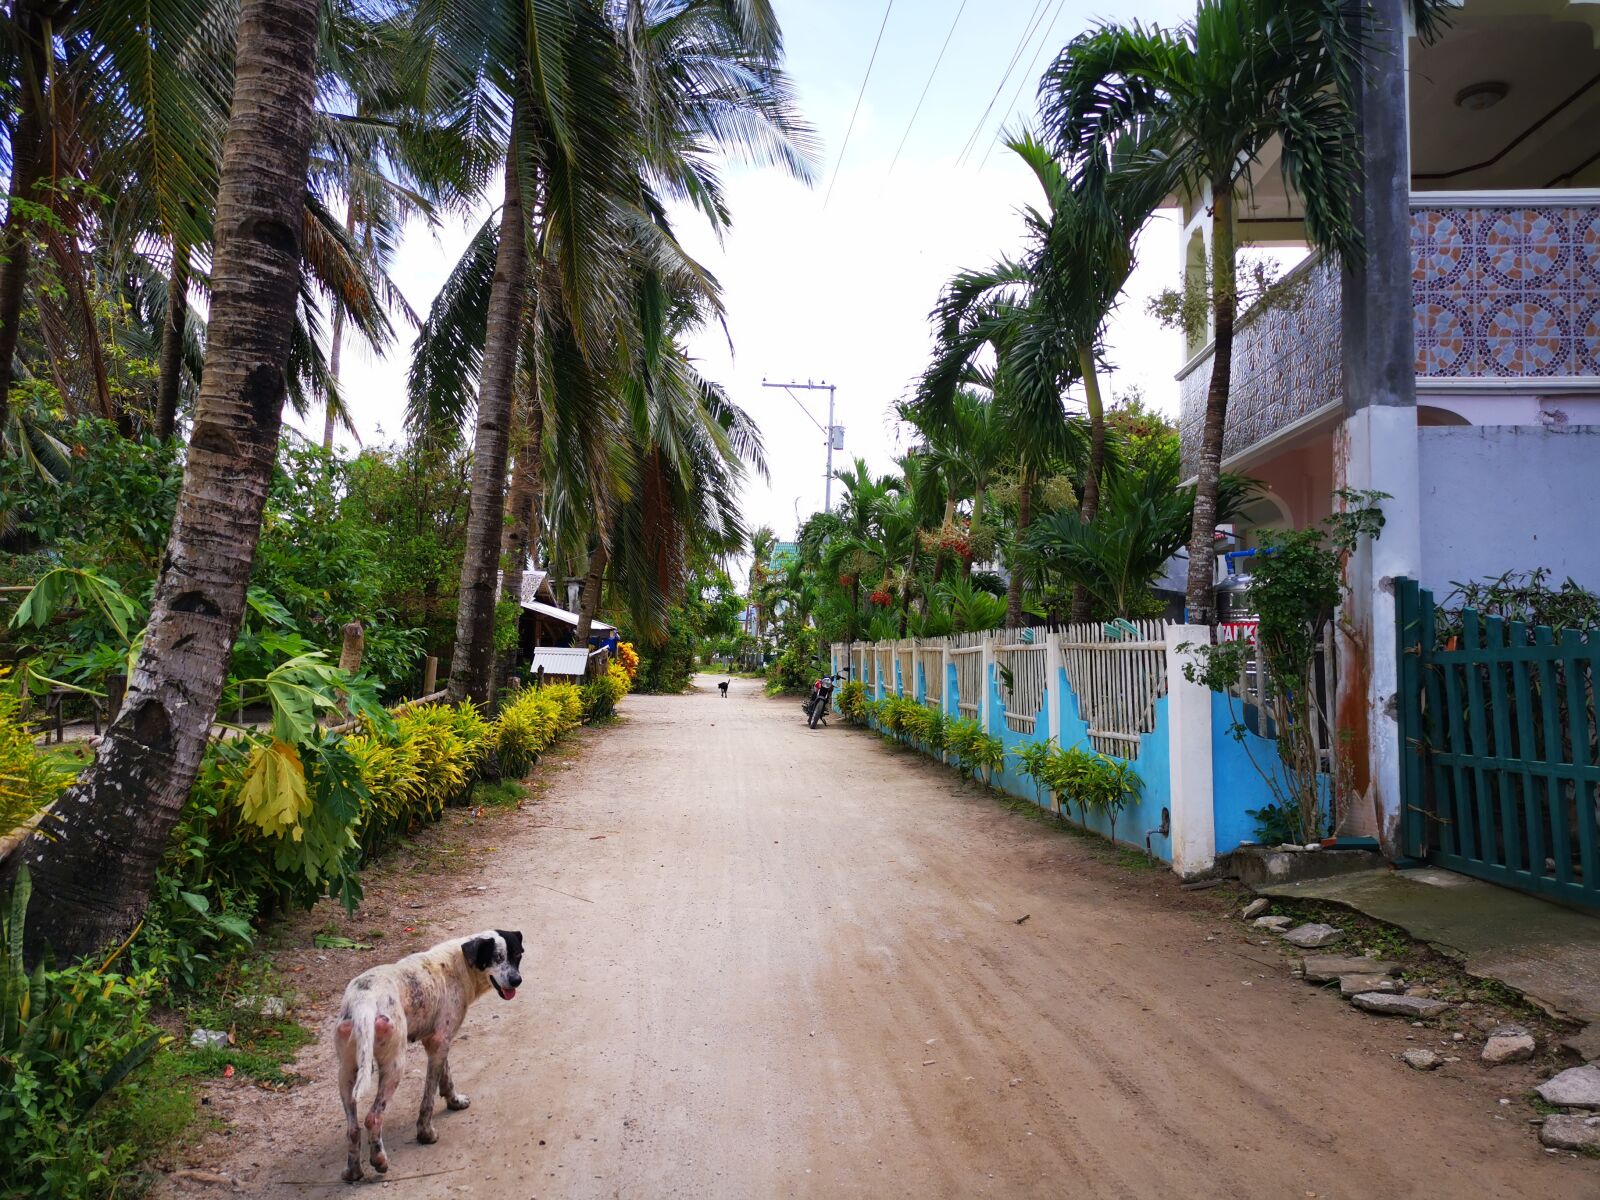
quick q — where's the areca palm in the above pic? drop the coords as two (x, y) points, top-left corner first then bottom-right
(1037, 0), (1372, 623)
(1024, 440), (1256, 619)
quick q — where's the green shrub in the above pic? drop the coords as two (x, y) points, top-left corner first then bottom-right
(944, 718), (1005, 784)
(1013, 737), (1059, 808)
(581, 678), (616, 722)
(542, 682), (586, 730)
(1, 869), (167, 1200)
(494, 691), (568, 777)
(1042, 746), (1097, 825)
(836, 679), (868, 723)
(900, 703), (946, 751)
(0, 668), (65, 839)
(766, 627), (821, 692)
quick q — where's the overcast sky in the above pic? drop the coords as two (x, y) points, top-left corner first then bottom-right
(323, 0), (1197, 563)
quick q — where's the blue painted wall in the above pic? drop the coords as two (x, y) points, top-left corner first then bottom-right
(1209, 690), (1330, 850)
(848, 646), (1320, 863)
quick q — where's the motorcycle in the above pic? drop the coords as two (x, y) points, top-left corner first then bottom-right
(802, 671), (847, 729)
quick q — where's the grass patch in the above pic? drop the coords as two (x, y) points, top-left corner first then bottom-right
(168, 1005), (315, 1086)
(473, 778), (526, 808)
(97, 1055), (212, 1177)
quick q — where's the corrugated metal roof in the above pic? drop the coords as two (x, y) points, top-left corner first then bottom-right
(521, 598), (616, 632)
(531, 647), (591, 676)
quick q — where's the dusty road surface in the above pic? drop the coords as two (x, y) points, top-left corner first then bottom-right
(181, 677), (1586, 1198)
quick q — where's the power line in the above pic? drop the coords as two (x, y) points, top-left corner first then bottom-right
(977, 0), (1068, 170)
(886, 0), (970, 177)
(955, 0), (1051, 168)
(823, 0), (897, 209)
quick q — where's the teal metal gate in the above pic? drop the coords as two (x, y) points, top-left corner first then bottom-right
(1397, 578), (1600, 907)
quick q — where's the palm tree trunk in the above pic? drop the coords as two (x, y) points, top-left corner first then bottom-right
(1071, 343), (1107, 622)
(574, 541), (607, 645)
(1006, 464), (1033, 627)
(0, 4), (48, 429)
(320, 197), (359, 450)
(321, 304), (346, 449)
(1183, 181), (1236, 627)
(493, 391), (542, 693)
(2, 0), (322, 965)
(154, 237), (191, 440)
(449, 119), (529, 707)
(930, 492), (956, 586)
(967, 486), (986, 580)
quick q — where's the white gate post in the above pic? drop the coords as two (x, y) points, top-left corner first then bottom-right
(1043, 628), (1064, 814)
(980, 633), (996, 735)
(1043, 629), (1062, 743)
(1165, 624), (1216, 877)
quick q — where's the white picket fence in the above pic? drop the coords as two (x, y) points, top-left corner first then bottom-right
(832, 620), (1172, 759)
(1058, 619), (1169, 755)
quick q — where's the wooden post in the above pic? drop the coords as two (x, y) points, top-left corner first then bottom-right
(338, 621), (365, 675)
(422, 654), (439, 696)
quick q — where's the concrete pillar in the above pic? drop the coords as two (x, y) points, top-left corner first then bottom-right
(1043, 629), (1063, 744)
(1166, 625), (1216, 878)
(1336, 0), (1420, 855)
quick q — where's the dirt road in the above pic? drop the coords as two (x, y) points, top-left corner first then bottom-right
(185, 677), (1585, 1198)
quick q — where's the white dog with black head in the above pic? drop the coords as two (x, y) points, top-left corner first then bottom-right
(333, 928), (523, 1182)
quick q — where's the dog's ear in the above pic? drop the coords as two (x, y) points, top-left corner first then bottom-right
(497, 929), (524, 965)
(461, 936), (496, 971)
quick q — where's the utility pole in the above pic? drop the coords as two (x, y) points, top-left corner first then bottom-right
(762, 379), (842, 513)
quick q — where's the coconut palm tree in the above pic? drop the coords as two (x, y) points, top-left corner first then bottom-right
(1037, 0), (1373, 623)
(410, 0), (810, 705)
(4, 0), (325, 963)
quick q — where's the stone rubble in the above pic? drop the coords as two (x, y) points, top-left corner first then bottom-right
(1281, 923), (1344, 949)
(1241, 898), (1270, 920)
(1538, 1113), (1600, 1152)
(1338, 973), (1400, 997)
(1349, 992), (1451, 1019)
(1536, 1064), (1600, 1109)
(1401, 1049), (1441, 1071)
(1480, 1025), (1536, 1066)
(1298, 955), (1400, 983)
(1253, 915), (1293, 931)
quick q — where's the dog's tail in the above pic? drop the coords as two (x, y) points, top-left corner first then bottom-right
(344, 994), (380, 1107)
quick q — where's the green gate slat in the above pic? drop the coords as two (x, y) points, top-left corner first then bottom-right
(1562, 629), (1599, 890)
(1507, 620), (1545, 880)
(1441, 637), (1475, 860)
(1421, 598), (1457, 859)
(1535, 625), (1573, 888)
(1463, 609), (1498, 868)
(1484, 617), (1523, 877)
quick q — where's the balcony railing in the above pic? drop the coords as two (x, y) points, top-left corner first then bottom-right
(1178, 194), (1600, 474)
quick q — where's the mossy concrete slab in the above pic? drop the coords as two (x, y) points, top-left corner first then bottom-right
(1257, 867), (1600, 1040)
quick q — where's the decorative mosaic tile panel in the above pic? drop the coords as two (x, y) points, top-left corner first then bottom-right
(1412, 205), (1600, 379)
(1178, 257), (1342, 476)
(1178, 203), (1600, 474)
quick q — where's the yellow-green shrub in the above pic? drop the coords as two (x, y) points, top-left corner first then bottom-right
(540, 682), (585, 732)
(494, 689), (569, 778)
(344, 730), (426, 851)
(393, 703), (485, 809)
(0, 668), (64, 839)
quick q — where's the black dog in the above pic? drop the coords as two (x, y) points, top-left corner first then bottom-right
(718, 679), (730, 698)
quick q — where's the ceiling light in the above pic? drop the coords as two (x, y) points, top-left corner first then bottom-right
(1454, 81), (1509, 111)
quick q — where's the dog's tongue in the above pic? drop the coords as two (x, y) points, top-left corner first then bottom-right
(501, 986), (517, 1000)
